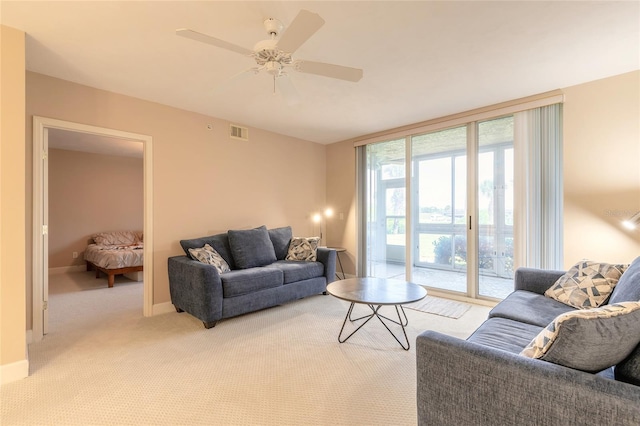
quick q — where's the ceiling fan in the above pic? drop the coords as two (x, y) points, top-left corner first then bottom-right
(176, 10), (363, 103)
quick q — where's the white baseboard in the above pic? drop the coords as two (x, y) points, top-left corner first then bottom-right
(152, 301), (176, 316)
(49, 265), (86, 274)
(1, 359), (29, 384)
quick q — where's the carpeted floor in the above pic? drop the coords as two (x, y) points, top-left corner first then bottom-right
(1, 271), (491, 425)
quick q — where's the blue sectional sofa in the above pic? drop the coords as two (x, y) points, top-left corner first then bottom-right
(168, 226), (336, 328)
(416, 258), (640, 425)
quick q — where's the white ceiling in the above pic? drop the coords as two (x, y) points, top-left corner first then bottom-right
(2, 1), (639, 145)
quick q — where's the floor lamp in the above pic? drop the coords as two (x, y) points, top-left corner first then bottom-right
(313, 208), (333, 246)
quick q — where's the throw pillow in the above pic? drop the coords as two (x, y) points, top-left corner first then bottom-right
(608, 256), (640, 304)
(544, 260), (628, 309)
(227, 225), (277, 269)
(268, 226), (293, 260)
(520, 301), (640, 372)
(285, 237), (320, 261)
(188, 244), (231, 274)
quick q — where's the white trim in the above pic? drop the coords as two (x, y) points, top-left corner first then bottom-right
(1, 359), (29, 384)
(32, 116), (154, 343)
(26, 329), (33, 345)
(152, 302), (177, 316)
(466, 123), (479, 299)
(353, 92), (564, 147)
(48, 265), (86, 274)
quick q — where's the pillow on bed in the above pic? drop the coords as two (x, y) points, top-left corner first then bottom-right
(93, 231), (141, 246)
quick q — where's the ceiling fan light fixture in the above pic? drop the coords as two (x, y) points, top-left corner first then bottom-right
(265, 61), (282, 76)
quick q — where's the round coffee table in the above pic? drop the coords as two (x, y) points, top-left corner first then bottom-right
(326, 277), (427, 350)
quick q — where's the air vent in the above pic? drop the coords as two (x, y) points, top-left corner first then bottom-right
(230, 124), (249, 141)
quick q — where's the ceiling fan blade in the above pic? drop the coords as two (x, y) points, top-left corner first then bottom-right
(176, 29), (253, 56)
(214, 67), (261, 94)
(275, 10), (324, 54)
(295, 60), (363, 82)
(275, 75), (301, 106)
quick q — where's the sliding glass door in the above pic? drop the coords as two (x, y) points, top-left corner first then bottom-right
(412, 125), (468, 293)
(362, 117), (515, 300)
(364, 138), (406, 279)
(477, 117), (515, 299)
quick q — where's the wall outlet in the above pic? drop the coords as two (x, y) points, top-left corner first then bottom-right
(72, 251), (78, 259)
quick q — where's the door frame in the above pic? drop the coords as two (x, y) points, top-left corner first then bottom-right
(32, 116), (153, 341)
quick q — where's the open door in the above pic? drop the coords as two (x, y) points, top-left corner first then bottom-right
(32, 116), (154, 342)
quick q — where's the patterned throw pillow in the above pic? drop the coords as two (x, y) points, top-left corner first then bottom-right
(520, 302), (640, 372)
(285, 237), (320, 261)
(544, 260), (628, 309)
(188, 244), (231, 274)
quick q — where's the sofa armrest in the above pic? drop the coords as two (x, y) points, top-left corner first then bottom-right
(316, 247), (337, 283)
(168, 256), (223, 324)
(514, 267), (565, 294)
(416, 330), (640, 426)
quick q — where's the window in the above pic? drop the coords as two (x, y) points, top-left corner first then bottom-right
(356, 103), (562, 301)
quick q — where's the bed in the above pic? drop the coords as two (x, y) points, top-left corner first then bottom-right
(84, 231), (144, 288)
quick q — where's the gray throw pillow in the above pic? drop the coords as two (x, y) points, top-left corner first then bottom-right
(227, 225), (277, 269)
(268, 226), (293, 260)
(520, 302), (640, 372)
(608, 256), (640, 304)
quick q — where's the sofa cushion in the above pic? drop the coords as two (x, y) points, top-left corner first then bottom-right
(187, 244), (231, 274)
(266, 260), (325, 284)
(544, 260), (627, 309)
(228, 226), (277, 269)
(285, 237), (320, 261)
(220, 267), (283, 298)
(268, 226), (293, 260)
(467, 317), (543, 354)
(488, 290), (576, 327)
(608, 256), (640, 304)
(615, 343), (640, 385)
(520, 301), (640, 373)
(180, 233), (235, 270)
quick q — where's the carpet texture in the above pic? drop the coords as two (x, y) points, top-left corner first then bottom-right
(405, 295), (472, 319)
(1, 272), (491, 425)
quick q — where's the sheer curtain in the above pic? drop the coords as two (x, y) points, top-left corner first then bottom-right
(513, 104), (563, 270)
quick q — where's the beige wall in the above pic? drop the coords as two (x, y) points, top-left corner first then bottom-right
(326, 139), (357, 275)
(563, 71), (640, 267)
(326, 71), (640, 274)
(48, 149), (143, 268)
(1, 26), (27, 376)
(25, 72), (327, 328)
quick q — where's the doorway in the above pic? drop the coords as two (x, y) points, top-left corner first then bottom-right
(32, 116), (153, 341)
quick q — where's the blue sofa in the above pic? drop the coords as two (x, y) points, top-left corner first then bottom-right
(416, 259), (640, 425)
(168, 226), (336, 328)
